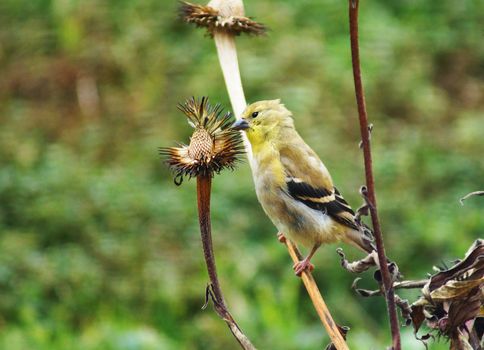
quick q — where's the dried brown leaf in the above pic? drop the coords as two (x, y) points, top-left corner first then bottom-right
(427, 240), (484, 294)
(430, 278), (484, 302)
(450, 329), (474, 350)
(410, 304), (427, 334)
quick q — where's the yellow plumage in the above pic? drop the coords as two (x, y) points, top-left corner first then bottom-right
(232, 99), (374, 275)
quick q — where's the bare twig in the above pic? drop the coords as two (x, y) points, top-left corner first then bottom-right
(348, 1), (401, 348)
(197, 175), (257, 350)
(284, 239), (349, 350)
(459, 190), (484, 205)
(351, 277), (428, 298)
(393, 280), (428, 290)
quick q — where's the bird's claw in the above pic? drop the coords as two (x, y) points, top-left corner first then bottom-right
(277, 232), (286, 244)
(293, 260), (314, 276)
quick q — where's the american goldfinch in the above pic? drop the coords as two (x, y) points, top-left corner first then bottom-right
(232, 99), (375, 275)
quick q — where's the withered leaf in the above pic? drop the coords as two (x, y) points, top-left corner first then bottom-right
(446, 288), (482, 333)
(430, 278), (483, 302)
(410, 304), (426, 334)
(450, 329), (474, 350)
(428, 240), (483, 293)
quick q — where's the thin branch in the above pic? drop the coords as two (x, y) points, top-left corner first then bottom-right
(348, 1), (401, 349)
(459, 190), (484, 205)
(197, 175), (257, 350)
(283, 239), (349, 350)
(393, 280), (428, 290)
(351, 277), (428, 298)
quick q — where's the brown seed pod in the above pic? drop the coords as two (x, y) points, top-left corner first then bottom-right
(160, 97), (244, 184)
(180, 1), (266, 36)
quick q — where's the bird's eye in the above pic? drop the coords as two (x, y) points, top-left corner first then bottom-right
(251, 112), (259, 118)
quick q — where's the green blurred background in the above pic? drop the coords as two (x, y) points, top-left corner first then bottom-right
(0, 0), (483, 349)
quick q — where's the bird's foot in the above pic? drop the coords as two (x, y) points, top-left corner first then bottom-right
(293, 259), (314, 276)
(276, 232), (286, 244)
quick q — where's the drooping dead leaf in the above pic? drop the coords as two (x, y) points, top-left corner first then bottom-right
(409, 240), (484, 348)
(450, 328), (474, 350)
(427, 240), (483, 294)
(430, 278), (484, 302)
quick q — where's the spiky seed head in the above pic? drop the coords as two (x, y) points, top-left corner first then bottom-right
(188, 128), (213, 160)
(180, 1), (266, 36)
(160, 97), (244, 184)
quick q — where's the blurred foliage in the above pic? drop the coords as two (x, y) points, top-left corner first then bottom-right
(0, 0), (483, 349)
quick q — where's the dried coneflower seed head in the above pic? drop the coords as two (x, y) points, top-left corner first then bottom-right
(180, 1), (266, 36)
(160, 97), (244, 184)
(188, 128), (213, 160)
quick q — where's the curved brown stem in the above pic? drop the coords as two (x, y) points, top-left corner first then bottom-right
(197, 175), (224, 302)
(348, 1), (401, 349)
(197, 174), (257, 350)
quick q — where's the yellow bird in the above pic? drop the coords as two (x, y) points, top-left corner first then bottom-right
(232, 99), (375, 275)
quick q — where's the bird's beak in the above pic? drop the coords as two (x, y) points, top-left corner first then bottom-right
(231, 119), (250, 131)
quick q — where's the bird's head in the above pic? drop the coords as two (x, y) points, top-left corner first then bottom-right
(232, 99), (293, 150)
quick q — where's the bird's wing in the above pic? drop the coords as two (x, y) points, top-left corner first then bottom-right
(285, 179), (358, 231)
(279, 142), (358, 231)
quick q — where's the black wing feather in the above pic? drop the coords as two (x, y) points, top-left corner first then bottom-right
(286, 180), (358, 230)
(286, 180), (332, 199)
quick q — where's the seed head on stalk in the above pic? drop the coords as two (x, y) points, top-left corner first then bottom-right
(180, 1), (265, 37)
(160, 96), (244, 185)
(160, 97), (254, 349)
(179, 0), (266, 120)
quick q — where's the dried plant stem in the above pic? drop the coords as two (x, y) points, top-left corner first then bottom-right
(213, 32), (253, 158)
(348, 1), (401, 349)
(284, 239), (349, 350)
(213, 32), (247, 117)
(197, 175), (257, 350)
